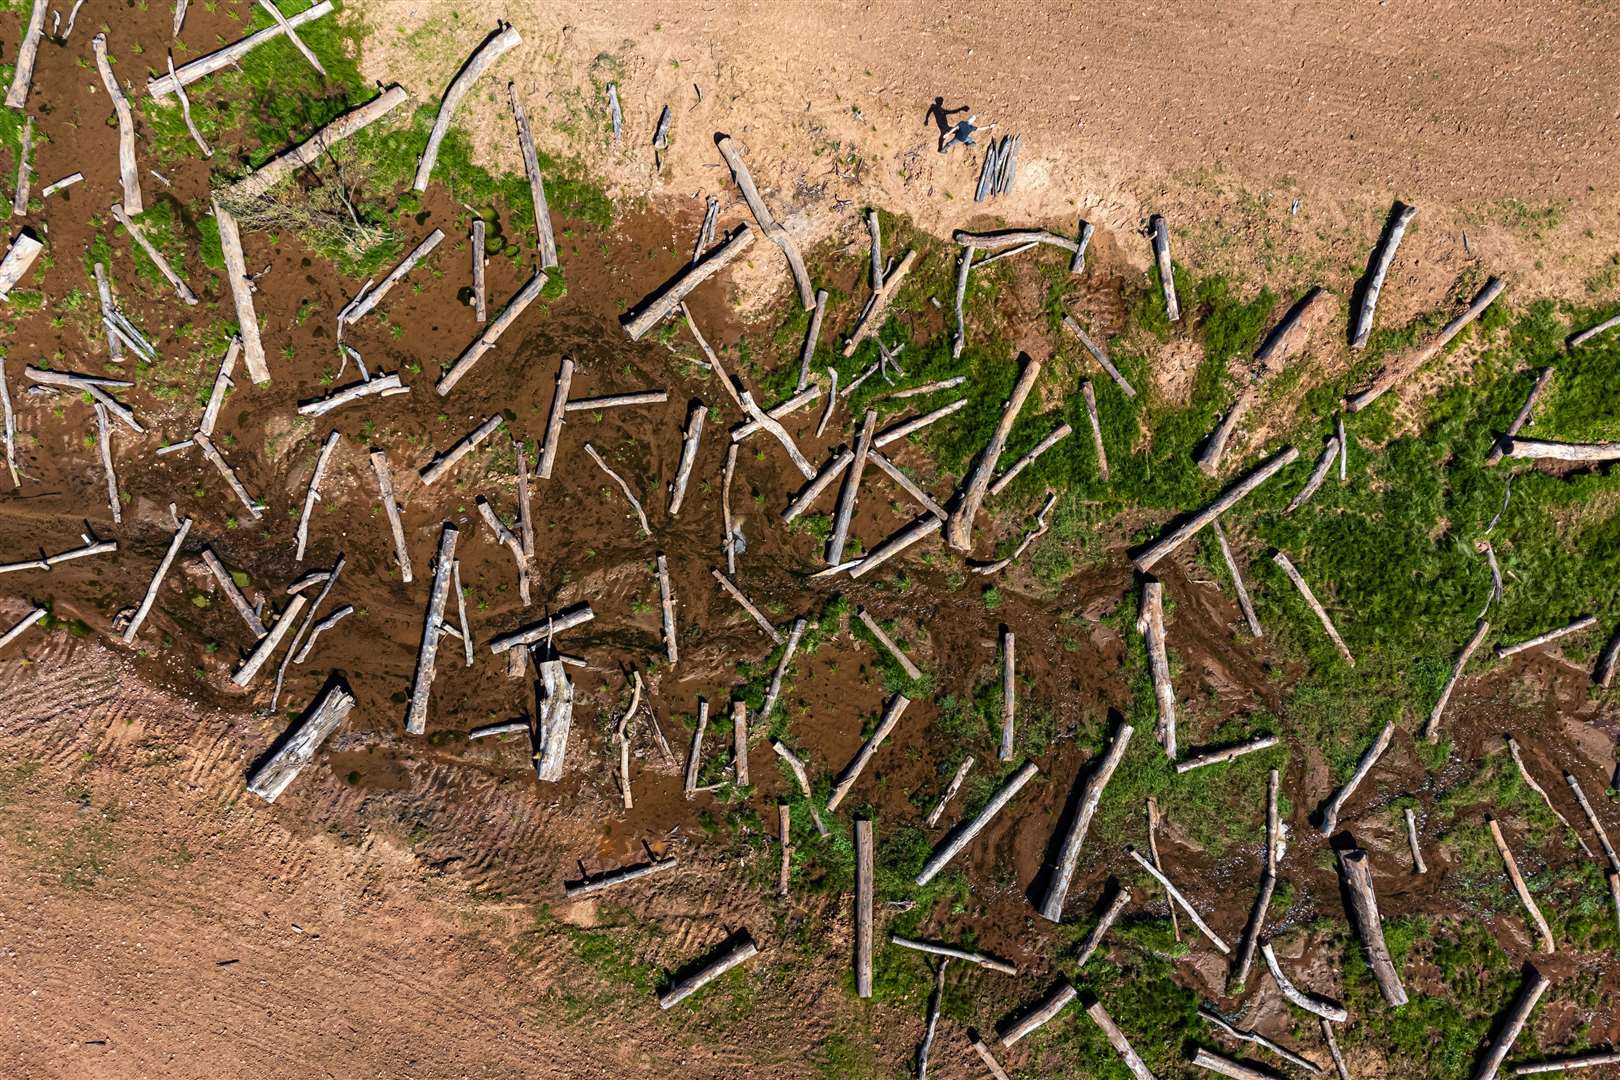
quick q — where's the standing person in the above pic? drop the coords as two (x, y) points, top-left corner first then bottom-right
(940, 113), (979, 153)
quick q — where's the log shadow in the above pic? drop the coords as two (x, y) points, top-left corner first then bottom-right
(1347, 201), (1414, 346)
(242, 670), (352, 784)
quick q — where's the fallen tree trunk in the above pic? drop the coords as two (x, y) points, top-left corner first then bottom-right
(843, 249), (916, 356)
(1150, 215), (1179, 320)
(230, 594), (306, 687)
(436, 272), (546, 395)
(711, 568), (781, 643)
(123, 518), (192, 645)
(1486, 366), (1555, 466)
(770, 738), (828, 836)
(487, 605), (596, 654)
(757, 618), (805, 725)
(533, 651), (574, 782)
(246, 680), (355, 802)
(1127, 846), (1230, 954)
(989, 423), (1071, 497)
(225, 85), (410, 202)
(1501, 438), (1620, 463)
(891, 934), (1016, 975)
(1134, 448), (1299, 571)
(1000, 981), (1077, 1047)
(926, 756), (974, 828)
(658, 932), (758, 1009)
(1339, 848), (1408, 1007)
(952, 244), (974, 357)
(404, 524), (459, 735)
(826, 409), (876, 564)
(210, 199), (269, 382)
(1087, 1001), (1157, 1080)
(783, 448), (853, 523)
(796, 288), (828, 390)
(683, 699), (710, 797)
(944, 355), (1042, 552)
(854, 819), (874, 997)
(1351, 202), (1417, 349)
(112, 203), (197, 304)
(1177, 735), (1278, 774)
(4, 0), (45, 109)
(1200, 1005), (1323, 1077)
(0, 606), (46, 652)
(1260, 943), (1347, 1023)
(508, 82), (557, 269)
(1406, 806), (1429, 874)
(1488, 816), (1555, 954)
(343, 229), (446, 330)
(972, 1039), (1013, 1080)
(1038, 722), (1134, 921)
(1346, 276), (1505, 411)
(1513, 1051), (1620, 1075)
(1423, 618), (1490, 740)
(413, 24), (522, 191)
(537, 356), (574, 479)
(298, 373), (409, 417)
(916, 761), (1038, 885)
(200, 547), (266, 638)
(738, 389), (815, 479)
(1496, 615), (1597, 658)
(1228, 769), (1281, 991)
(1074, 884), (1132, 967)
(93, 36), (143, 214)
(564, 856), (677, 899)
(368, 450), (413, 584)
(827, 694), (911, 812)
(0, 230), (41, 299)
(856, 607), (922, 680)
(1213, 521), (1263, 637)
(1472, 966), (1549, 1080)
(1139, 579), (1178, 757)
(148, 1), (333, 97)
(1285, 436), (1340, 514)
(668, 403), (708, 515)
(420, 414), (505, 486)
(1191, 1048), (1281, 1080)
(583, 443), (651, 536)
(715, 135), (813, 308)
(1318, 719), (1394, 836)
(730, 385), (820, 441)
(294, 431), (340, 562)
(1062, 315), (1136, 397)
(848, 512), (942, 580)
(566, 389), (669, 412)
(1273, 551), (1355, 665)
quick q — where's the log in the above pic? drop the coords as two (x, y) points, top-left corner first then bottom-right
(508, 83), (557, 269)
(92, 38), (143, 215)
(783, 448), (853, 523)
(405, 524), (459, 735)
(1594, 625), (1620, 688)
(0, 230), (40, 299)
(533, 651), (574, 781)
(93, 403), (121, 525)
(1496, 615), (1596, 659)
(420, 414), (504, 486)
(1351, 202), (1417, 349)
(123, 518), (193, 644)
(657, 932), (758, 1009)
(1565, 772), (1620, 872)
(1256, 286), (1337, 366)
(0, 606), (46, 651)
(972, 489), (1058, 576)
(1076, 380), (1112, 482)
(1405, 806), (1429, 875)
(225, 85), (409, 202)
(40, 172), (83, 199)
(827, 410), (876, 564)
(450, 560), (473, 666)
(1285, 436), (1339, 514)
(729, 698), (747, 787)
(1191, 1049), (1281, 1080)
(191, 432), (261, 518)
(972, 1038), (1013, 1080)
(916, 761), (1038, 885)
(683, 699), (710, 797)
(770, 738), (828, 837)
(945, 355), (1042, 552)
(656, 552), (678, 664)
(297, 372), (409, 417)
(668, 403), (707, 515)
(989, 424), (1072, 497)
(473, 497), (528, 603)
(1139, 578), (1178, 757)
(1422, 617), (1489, 740)
(1229, 770), (1281, 991)
(342, 229), (446, 330)
(796, 288), (828, 390)
(11, 114), (30, 217)
(413, 24), (522, 191)
(917, 956), (946, 1079)
(246, 680), (355, 802)
(468, 219), (486, 322)
(436, 272), (545, 395)
(711, 568), (780, 643)
(111, 203), (195, 303)
(1504, 737), (1590, 856)
(1148, 796), (1182, 942)
(1074, 885), (1132, 966)
(951, 228), (1084, 255)
(849, 513), (942, 580)
(293, 604), (352, 664)
(148, 1), (334, 96)
(24, 367), (142, 432)
(843, 248), (916, 357)
(1339, 849), (1407, 1006)
(1200, 1005), (1323, 1076)
(1150, 215), (1179, 321)
(4, 0), (45, 109)
(952, 244), (975, 358)
(680, 302), (742, 408)
(256, 0), (324, 75)
(1177, 735), (1279, 774)
(888, 376), (968, 401)
(1000, 981), (1077, 1046)
(1318, 719), (1394, 836)
(854, 818), (874, 996)
(827, 694), (911, 812)
(582, 443), (650, 535)
(200, 547), (266, 638)
(1488, 816), (1554, 953)
(209, 198), (271, 382)
(1212, 521), (1262, 637)
(564, 856), (677, 899)
(974, 241), (1037, 269)
(778, 803), (791, 896)
(1126, 846), (1230, 953)
(294, 431), (340, 562)
(1274, 551), (1355, 666)
(1569, 315), (1620, 349)
(738, 390), (815, 479)
(92, 262), (122, 362)
(368, 449), (413, 584)
(607, 82), (621, 140)
(1487, 367), (1557, 467)
(566, 389), (669, 412)
(892, 934), (1016, 975)
(1259, 942), (1347, 1022)
(1472, 966), (1550, 1080)
(691, 195), (718, 264)
(1135, 447), (1301, 571)
(1061, 314), (1136, 398)
(199, 338), (239, 436)
(1513, 1051), (1620, 1075)
(230, 593), (306, 686)
(535, 356), (575, 480)
(267, 556), (343, 711)
(1501, 438), (1620, 463)
(722, 443), (739, 573)
(856, 608), (922, 681)
(0, 536), (118, 574)
(1088, 1001), (1157, 1080)
(876, 399), (969, 447)
(1346, 277), (1506, 411)
(997, 629), (1018, 762)
(715, 135), (813, 308)
(1199, 395), (1255, 477)
(731, 385), (820, 441)
(1322, 1020), (1350, 1080)
(758, 617), (805, 724)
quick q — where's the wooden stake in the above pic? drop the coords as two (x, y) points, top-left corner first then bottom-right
(1472, 965), (1549, 1080)
(93, 38), (143, 214)
(716, 135), (814, 308)
(1351, 202), (1417, 349)
(1488, 816), (1555, 954)
(420, 414), (504, 486)
(657, 933), (758, 1009)
(945, 355), (1042, 552)
(916, 761), (1038, 885)
(123, 518), (192, 644)
(565, 856), (677, 899)
(1126, 846), (1229, 953)
(1347, 276), (1505, 411)
(1074, 885), (1132, 967)
(1273, 551), (1355, 665)
(246, 680), (355, 802)
(414, 24), (522, 191)
(827, 694), (912, 811)
(508, 82), (557, 269)
(1000, 981), (1077, 1047)
(770, 739), (829, 836)
(730, 699), (749, 786)
(150, 1), (333, 96)
(1319, 720), (1394, 836)
(1134, 448), (1299, 571)
(668, 403), (707, 515)
(1496, 615), (1596, 658)
(1259, 942), (1347, 1022)
(1338, 848), (1408, 1006)
(225, 85), (408, 202)
(405, 524), (459, 735)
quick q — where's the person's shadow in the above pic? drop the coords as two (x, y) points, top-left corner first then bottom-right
(926, 97), (968, 146)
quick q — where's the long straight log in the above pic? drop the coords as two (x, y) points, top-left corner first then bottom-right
(757, 617), (805, 725)
(200, 547), (266, 638)
(738, 390), (815, 479)
(1081, 380), (1111, 481)
(972, 1039), (1013, 1080)
(413, 25), (522, 191)
(148, 0), (333, 97)
(729, 698), (747, 787)
(1229, 769), (1281, 991)
(12, 114), (31, 217)
(1213, 521), (1262, 637)
(230, 593), (306, 687)
(420, 414), (504, 485)
(1406, 807), (1429, 873)
(1063, 315), (1137, 397)
(567, 389), (669, 412)
(876, 399), (969, 447)
(1139, 578), (1178, 757)
(1000, 981), (1077, 1046)
(1088, 1001), (1157, 1080)
(246, 680), (355, 802)
(683, 699), (710, 797)
(716, 135), (813, 309)
(40, 172), (82, 199)
(192, 432), (261, 518)
(1351, 202), (1417, 349)
(1274, 551), (1355, 666)
(0, 230), (40, 298)
(210, 199), (269, 382)
(1496, 615), (1596, 658)
(783, 448), (852, 523)
(1423, 617), (1489, 740)
(916, 761), (1038, 885)
(681, 303), (742, 410)
(24, 367), (143, 433)
(368, 449), (413, 584)
(92, 262), (122, 362)
(1346, 277), (1505, 411)
(730, 385), (820, 441)
(1488, 816), (1555, 954)
(1037, 722), (1133, 920)
(1177, 736), (1279, 774)
(1074, 885), (1132, 967)
(508, 82), (557, 269)
(1565, 772), (1620, 872)
(1127, 846), (1230, 954)
(1472, 966), (1550, 1080)
(1487, 366), (1557, 466)
(298, 373), (409, 417)
(1569, 314), (1620, 349)
(123, 518), (192, 644)
(917, 957), (946, 1079)
(225, 85), (409, 202)
(0, 607), (46, 651)
(1285, 436), (1339, 513)
(1191, 1048), (1280, 1080)
(4, 0), (45, 109)
(843, 249), (917, 357)
(489, 605), (595, 655)
(436, 272), (545, 395)
(989, 424), (1071, 497)
(1133, 447), (1299, 571)
(854, 818), (874, 996)
(656, 552), (678, 664)
(1339, 848), (1408, 1007)
(848, 512), (942, 580)
(343, 229), (445, 331)
(827, 410), (875, 564)
(199, 338), (240, 436)
(1319, 720), (1394, 836)
(564, 856), (677, 899)
(657, 933), (758, 1009)
(1513, 1051), (1620, 1075)
(892, 934), (1016, 975)
(405, 524), (459, 735)
(112, 202), (195, 304)
(1502, 438), (1620, 463)
(856, 608), (922, 680)
(1260, 942), (1348, 1023)
(1200, 1005), (1322, 1077)
(951, 228), (1083, 255)
(827, 694), (911, 812)
(93, 404), (121, 525)
(797, 288), (828, 390)
(945, 355), (1042, 552)
(93, 38), (143, 215)
(537, 356), (574, 479)
(294, 431), (340, 562)
(1150, 215), (1179, 321)
(1322, 1021), (1350, 1080)
(711, 568), (781, 643)
(668, 402), (707, 515)
(951, 243), (975, 358)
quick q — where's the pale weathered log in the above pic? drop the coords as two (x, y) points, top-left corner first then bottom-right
(852, 817), (875, 996)
(24, 366), (143, 433)
(731, 386), (820, 441)
(757, 617), (805, 725)
(1199, 394), (1256, 477)
(1321, 1020), (1350, 1080)
(876, 399), (968, 448)
(1062, 314), (1137, 398)
(123, 517), (192, 644)
(1150, 215), (1179, 321)
(923, 757), (974, 830)
(40, 172), (82, 199)
(1138, 578), (1178, 757)
(1075, 380), (1111, 483)
(691, 195), (718, 264)
(0, 230), (40, 299)
(1073, 885), (1132, 967)
(711, 568), (781, 643)
(1148, 796), (1182, 943)
(1319, 719), (1393, 836)
(11, 114), (31, 217)
(726, 697), (746, 788)
(567, 389), (669, 412)
(1339, 848), (1407, 1006)
(770, 738), (828, 836)
(916, 955), (946, 1079)
(738, 390), (815, 479)
(1496, 615), (1596, 658)
(972, 489), (1057, 576)
(1201, 1005), (1323, 1076)
(849, 513), (943, 580)
(405, 524), (459, 735)
(208, 198), (271, 382)
(1000, 981), (1077, 1047)
(989, 423), (1071, 498)
(1569, 314), (1620, 349)
(436, 272), (545, 395)
(844, 248), (916, 357)
(777, 803), (792, 895)
(1177, 735), (1279, 774)
(342, 229), (445, 331)
(1421, 617), (1490, 741)
(1346, 276), (1505, 411)
(783, 448), (853, 523)
(972, 1038), (1013, 1080)
(1229, 770), (1281, 990)
(889, 377), (968, 402)
(974, 241), (1037, 269)
(533, 356), (576, 481)
(111, 203), (195, 303)
(293, 604), (352, 664)
(93, 38), (143, 214)
(1274, 551), (1355, 666)
(367, 449), (413, 584)
(1350, 202), (1417, 349)
(657, 932), (758, 1009)
(1488, 816), (1555, 954)
(796, 288), (828, 390)
(294, 431), (340, 562)
(200, 547), (265, 638)
(1135, 447), (1301, 571)
(297, 373), (409, 418)
(0, 606), (46, 651)
(92, 262), (123, 362)
(1255, 286), (1337, 366)
(414, 24), (522, 191)
(668, 403), (707, 515)
(246, 680), (355, 802)
(255, 0), (324, 75)
(584, 443), (650, 536)
(997, 628), (1018, 761)
(1088, 1001), (1157, 1080)
(1488, 368), (1557, 467)
(465, 219), (485, 321)
(951, 228), (1083, 255)
(952, 243), (975, 358)
(827, 694), (911, 812)
(91, 403), (121, 525)
(945, 355), (1042, 552)
(226, 85), (408, 202)
(826, 410), (876, 564)
(1286, 436), (1340, 514)
(192, 432), (261, 518)
(533, 651), (574, 781)
(891, 934), (1015, 975)
(1405, 806), (1428, 874)
(1504, 737), (1590, 856)
(683, 699), (710, 797)
(721, 442), (739, 574)
(1502, 438), (1620, 463)
(267, 553), (343, 710)
(565, 856), (677, 899)
(1191, 1048), (1280, 1080)
(230, 593), (306, 687)
(1127, 846), (1230, 953)
(148, 1), (333, 97)
(197, 338), (240, 437)
(716, 135), (813, 309)
(420, 415), (504, 486)
(5, 0), (45, 109)
(916, 761), (1038, 885)
(855, 608), (922, 681)
(1210, 521), (1263, 637)
(508, 82), (557, 269)
(1259, 942), (1347, 1022)
(1565, 772), (1620, 872)
(1513, 1051), (1620, 1075)
(679, 303), (743, 409)
(1472, 966), (1550, 1080)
